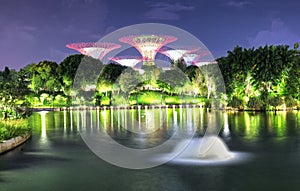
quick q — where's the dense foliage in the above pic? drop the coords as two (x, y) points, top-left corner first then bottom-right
(0, 119), (30, 142)
(0, 44), (299, 115)
(218, 43), (300, 110)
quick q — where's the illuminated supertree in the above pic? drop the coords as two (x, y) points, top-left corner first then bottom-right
(191, 51), (215, 67)
(159, 47), (200, 61)
(66, 42), (121, 61)
(193, 60), (218, 67)
(119, 35), (177, 65)
(182, 53), (198, 66)
(183, 51), (211, 66)
(110, 56), (142, 67)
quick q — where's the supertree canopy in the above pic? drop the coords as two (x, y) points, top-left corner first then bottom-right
(182, 53), (198, 66)
(159, 47), (200, 61)
(191, 51), (212, 66)
(110, 56), (142, 67)
(66, 42), (121, 61)
(119, 35), (177, 65)
(183, 51), (212, 66)
(193, 60), (218, 67)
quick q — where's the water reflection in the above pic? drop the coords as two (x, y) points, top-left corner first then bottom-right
(222, 112), (230, 137)
(226, 111), (300, 141)
(63, 110), (67, 134)
(40, 111), (48, 139)
(31, 109), (300, 149)
(53, 107), (213, 148)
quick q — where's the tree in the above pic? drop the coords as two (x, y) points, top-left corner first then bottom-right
(29, 61), (61, 94)
(218, 44), (299, 109)
(158, 68), (188, 95)
(0, 67), (31, 118)
(97, 63), (127, 96)
(268, 96), (283, 110)
(57, 54), (83, 104)
(187, 66), (207, 97)
(185, 65), (198, 81)
(117, 68), (141, 97)
(171, 58), (186, 72)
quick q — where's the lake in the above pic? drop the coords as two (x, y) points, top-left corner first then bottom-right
(1, 108), (300, 191)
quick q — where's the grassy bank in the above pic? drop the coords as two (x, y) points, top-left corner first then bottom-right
(0, 119), (30, 142)
(102, 91), (207, 106)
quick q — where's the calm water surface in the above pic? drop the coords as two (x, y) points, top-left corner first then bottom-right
(1, 109), (300, 191)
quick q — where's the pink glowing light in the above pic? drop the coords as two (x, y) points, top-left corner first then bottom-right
(193, 60), (218, 67)
(191, 51), (214, 66)
(159, 47), (200, 61)
(119, 35), (177, 65)
(66, 42), (121, 60)
(183, 53), (198, 65)
(183, 51), (212, 66)
(110, 56), (142, 67)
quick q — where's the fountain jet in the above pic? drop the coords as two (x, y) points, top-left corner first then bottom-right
(173, 136), (232, 161)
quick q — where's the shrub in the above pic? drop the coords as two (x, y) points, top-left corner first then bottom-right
(228, 96), (244, 109)
(247, 97), (263, 109)
(285, 96), (298, 108)
(0, 119), (30, 142)
(268, 96), (283, 108)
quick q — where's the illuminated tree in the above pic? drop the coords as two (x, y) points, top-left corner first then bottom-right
(29, 61), (61, 94)
(96, 63), (127, 98)
(57, 54), (83, 103)
(0, 67), (31, 118)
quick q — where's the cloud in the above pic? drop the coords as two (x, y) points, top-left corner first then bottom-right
(225, 1), (251, 8)
(144, 2), (194, 20)
(248, 18), (300, 47)
(0, 23), (37, 43)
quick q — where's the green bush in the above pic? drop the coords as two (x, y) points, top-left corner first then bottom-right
(165, 96), (181, 105)
(100, 96), (111, 106)
(138, 92), (162, 105)
(247, 97), (263, 109)
(268, 96), (283, 108)
(53, 95), (68, 107)
(111, 95), (128, 106)
(0, 119), (30, 142)
(285, 96), (298, 108)
(228, 96), (244, 109)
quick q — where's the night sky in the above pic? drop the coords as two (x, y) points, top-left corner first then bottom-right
(1, 0), (300, 70)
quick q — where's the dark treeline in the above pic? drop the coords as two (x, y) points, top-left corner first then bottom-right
(0, 43), (300, 118)
(217, 43), (300, 110)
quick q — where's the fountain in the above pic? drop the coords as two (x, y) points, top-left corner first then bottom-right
(164, 111), (244, 165)
(172, 136), (232, 161)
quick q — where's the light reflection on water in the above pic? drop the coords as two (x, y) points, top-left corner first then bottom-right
(227, 111), (299, 142)
(35, 109), (300, 147)
(75, 107), (206, 149)
(1, 109), (300, 190)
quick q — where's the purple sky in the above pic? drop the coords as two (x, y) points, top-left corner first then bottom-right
(1, 0), (300, 70)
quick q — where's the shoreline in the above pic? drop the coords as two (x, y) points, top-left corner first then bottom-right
(29, 105), (299, 112)
(0, 133), (31, 154)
